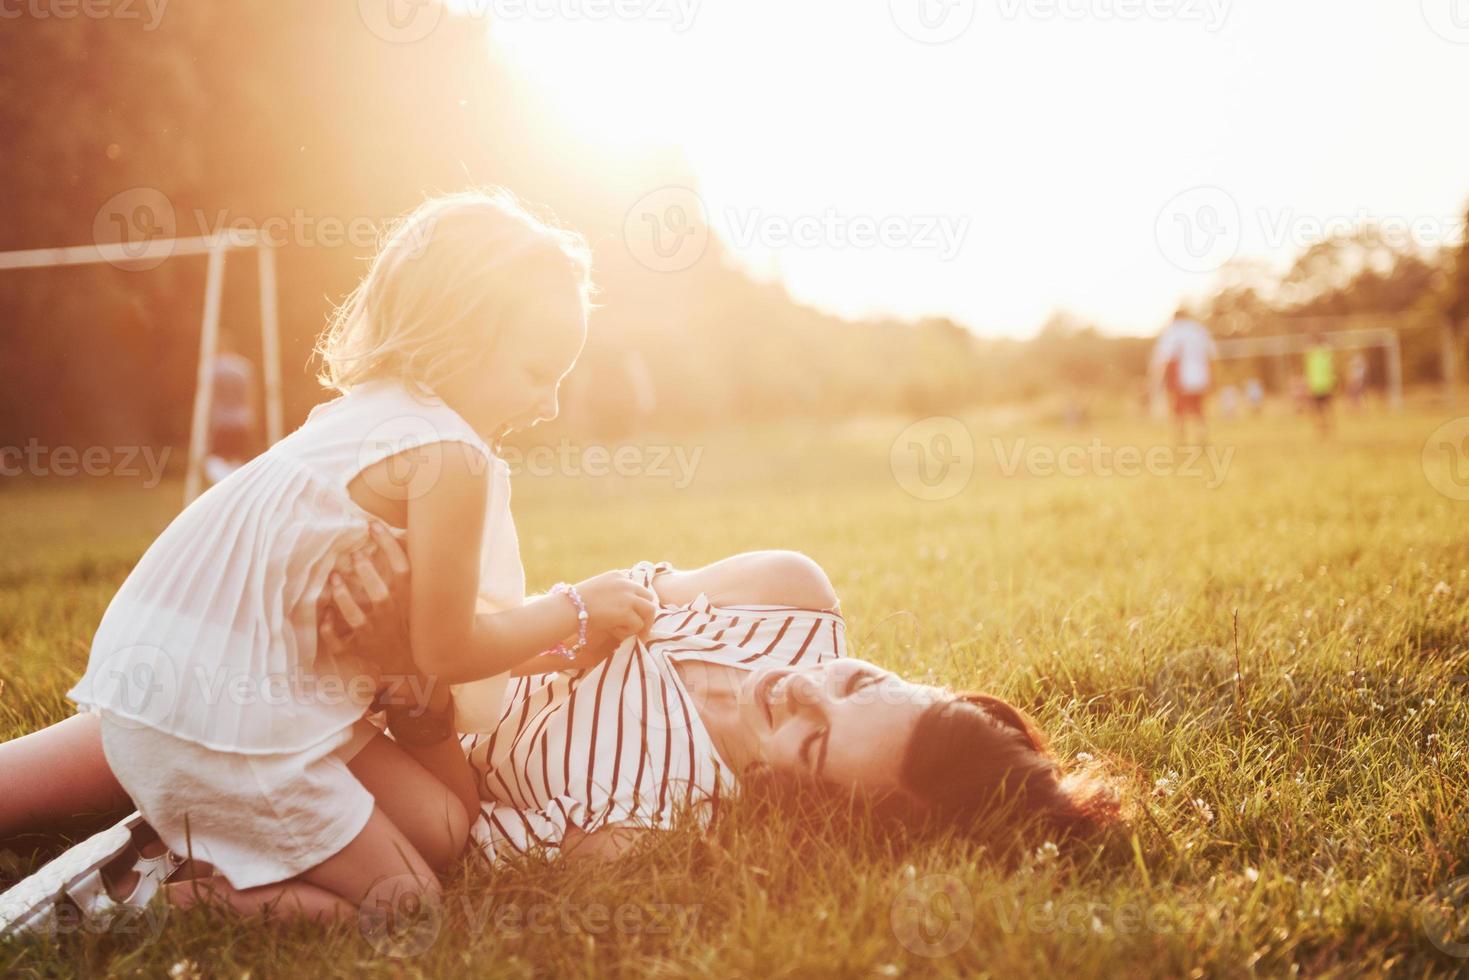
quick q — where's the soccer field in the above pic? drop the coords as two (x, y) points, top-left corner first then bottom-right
(3, 406), (1468, 977)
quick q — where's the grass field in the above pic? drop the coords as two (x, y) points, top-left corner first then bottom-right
(2, 404), (1468, 977)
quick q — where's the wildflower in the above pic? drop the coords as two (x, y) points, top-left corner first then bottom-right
(1191, 798), (1215, 824)
(1244, 867), (1260, 883)
(1034, 841), (1060, 865)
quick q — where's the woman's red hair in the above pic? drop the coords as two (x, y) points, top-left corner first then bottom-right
(734, 690), (1125, 850)
(890, 692), (1123, 842)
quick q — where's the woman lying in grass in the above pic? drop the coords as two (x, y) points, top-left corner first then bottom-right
(0, 547), (1122, 930)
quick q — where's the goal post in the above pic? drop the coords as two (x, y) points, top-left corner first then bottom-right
(1212, 322), (1404, 410)
(0, 230), (284, 505)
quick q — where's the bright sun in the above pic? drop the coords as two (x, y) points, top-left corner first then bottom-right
(488, 17), (689, 152)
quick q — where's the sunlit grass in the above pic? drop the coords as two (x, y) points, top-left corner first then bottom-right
(2, 405), (1467, 976)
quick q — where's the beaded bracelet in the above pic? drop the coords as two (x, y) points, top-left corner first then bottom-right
(546, 582), (589, 661)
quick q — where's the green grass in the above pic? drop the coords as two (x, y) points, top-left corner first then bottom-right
(3, 404), (1469, 977)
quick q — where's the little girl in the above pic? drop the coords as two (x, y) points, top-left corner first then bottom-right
(64, 190), (657, 921)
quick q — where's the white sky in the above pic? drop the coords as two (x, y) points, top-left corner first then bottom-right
(485, 0), (1469, 337)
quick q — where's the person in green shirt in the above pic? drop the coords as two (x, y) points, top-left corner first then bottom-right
(1305, 333), (1336, 436)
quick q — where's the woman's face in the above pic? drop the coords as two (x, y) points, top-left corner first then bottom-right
(736, 658), (942, 795)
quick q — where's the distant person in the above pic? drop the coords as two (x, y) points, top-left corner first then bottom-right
(1243, 377), (1265, 415)
(1150, 308), (1218, 444)
(1289, 374), (1309, 414)
(1218, 384), (1240, 421)
(204, 348), (258, 485)
(1305, 333), (1336, 437)
(622, 349), (657, 421)
(1346, 352), (1369, 410)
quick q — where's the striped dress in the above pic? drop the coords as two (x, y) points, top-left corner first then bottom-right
(463, 561), (846, 862)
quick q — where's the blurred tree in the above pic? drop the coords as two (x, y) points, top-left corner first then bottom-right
(1450, 205), (1469, 326)
(1443, 203), (1469, 393)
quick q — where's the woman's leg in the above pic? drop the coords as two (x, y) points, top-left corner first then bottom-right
(0, 713), (131, 839)
(650, 550), (839, 611)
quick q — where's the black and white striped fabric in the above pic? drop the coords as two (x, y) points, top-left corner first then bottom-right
(462, 560), (846, 862)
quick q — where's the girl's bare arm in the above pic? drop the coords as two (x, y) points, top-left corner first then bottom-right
(401, 444), (654, 686)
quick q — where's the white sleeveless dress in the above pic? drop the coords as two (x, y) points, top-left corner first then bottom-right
(67, 378), (522, 887)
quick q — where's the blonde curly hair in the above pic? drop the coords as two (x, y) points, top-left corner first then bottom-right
(315, 188), (594, 396)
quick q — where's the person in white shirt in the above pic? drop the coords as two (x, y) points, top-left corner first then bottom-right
(1150, 308), (1219, 445)
(203, 345), (258, 485)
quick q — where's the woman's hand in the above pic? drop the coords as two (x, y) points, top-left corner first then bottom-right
(316, 522), (414, 683)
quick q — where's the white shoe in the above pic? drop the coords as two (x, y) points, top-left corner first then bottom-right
(0, 812), (182, 940)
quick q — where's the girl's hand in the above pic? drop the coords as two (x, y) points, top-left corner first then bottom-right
(573, 570), (657, 642)
(316, 522), (414, 680)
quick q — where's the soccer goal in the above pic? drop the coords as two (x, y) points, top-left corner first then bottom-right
(1214, 320), (1404, 410)
(0, 231), (283, 505)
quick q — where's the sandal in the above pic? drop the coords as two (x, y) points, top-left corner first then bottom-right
(0, 811), (183, 940)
